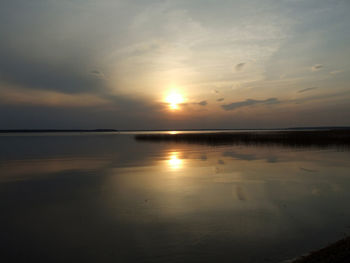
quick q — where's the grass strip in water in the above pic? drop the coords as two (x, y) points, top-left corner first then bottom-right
(135, 130), (350, 148)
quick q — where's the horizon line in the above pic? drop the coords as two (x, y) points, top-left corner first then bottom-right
(1, 126), (350, 133)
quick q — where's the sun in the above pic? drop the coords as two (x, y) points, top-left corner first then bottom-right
(165, 92), (184, 110)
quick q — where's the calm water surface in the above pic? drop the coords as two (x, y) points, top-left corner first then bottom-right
(0, 133), (350, 263)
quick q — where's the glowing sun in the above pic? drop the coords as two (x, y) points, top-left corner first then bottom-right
(165, 92), (184, 110)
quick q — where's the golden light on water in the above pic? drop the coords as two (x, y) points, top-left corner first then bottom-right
(168, 152), (183, 170)
(165, 92), (184, 110)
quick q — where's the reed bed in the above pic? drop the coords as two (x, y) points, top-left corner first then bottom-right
(135, 130), (350, 148)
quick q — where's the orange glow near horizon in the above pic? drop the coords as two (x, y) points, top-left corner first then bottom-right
(165, 92), (184, 110)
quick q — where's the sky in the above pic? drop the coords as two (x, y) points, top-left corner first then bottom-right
(1, 0), (350, 129)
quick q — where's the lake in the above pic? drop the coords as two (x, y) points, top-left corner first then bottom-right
(1, 132), (349, 263)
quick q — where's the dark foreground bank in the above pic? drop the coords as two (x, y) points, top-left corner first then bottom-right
(292, 237), (350, 263)
(135, 130), (350, 147)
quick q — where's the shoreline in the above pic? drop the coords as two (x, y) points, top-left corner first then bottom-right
(290, 237), (350, 263)
(1, 126), (350, 133)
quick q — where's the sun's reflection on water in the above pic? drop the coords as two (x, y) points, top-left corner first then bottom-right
(168, 152), (183, 170)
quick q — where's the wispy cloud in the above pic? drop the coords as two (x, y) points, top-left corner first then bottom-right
(298, 87), (318, 93)
(198, 100), (208, 106)
(300, 167), (318, 173)
(235, 63), (245, 72)
(89, 70), (105, 79)
(330, 70), (343, 75)
(217, 98), (224, 102)
(311, 64), (323, 72)
(221, 98), (279, 111)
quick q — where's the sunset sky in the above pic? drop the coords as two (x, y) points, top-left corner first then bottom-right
(1, 0), (350, 129)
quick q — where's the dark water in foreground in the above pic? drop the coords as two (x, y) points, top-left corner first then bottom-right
(0, 133), (349, 263)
